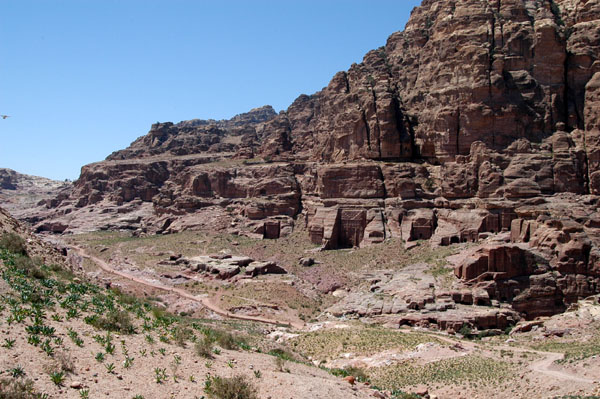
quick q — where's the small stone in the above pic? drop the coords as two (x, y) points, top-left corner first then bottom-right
(299, 257), (315, 267)
(343, 376), (356, 385)
(69, 381), (83, 389)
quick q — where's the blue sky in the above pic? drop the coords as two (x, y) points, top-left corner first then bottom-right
(0, 0), (421, 180)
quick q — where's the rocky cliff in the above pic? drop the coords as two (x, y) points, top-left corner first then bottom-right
(30, 0), (600, 326)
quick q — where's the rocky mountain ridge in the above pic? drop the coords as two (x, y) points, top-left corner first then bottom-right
(17, 0), (600, 328)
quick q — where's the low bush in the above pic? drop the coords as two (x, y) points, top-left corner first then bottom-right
(14, 256), (46, 279)
(195, 336), (214, 359)
(89, 309), (136, 334)
(0, 233), (28, 256)
(0, 377), (43, 399)
(205, 375), (258, 399)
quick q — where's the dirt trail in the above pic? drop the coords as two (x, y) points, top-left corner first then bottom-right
(69, 244), (305, 329)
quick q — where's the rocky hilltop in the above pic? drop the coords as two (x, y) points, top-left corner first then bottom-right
(27, 0), (600, 328)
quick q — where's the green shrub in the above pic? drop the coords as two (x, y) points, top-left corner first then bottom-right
(203, 329), (240, 350)
(205, 375), (258, 399)
(0, 233), (27, 256)
(458, 324), (473, 337)
(14, 256), (46, 279)
(89, 309), (136, 334)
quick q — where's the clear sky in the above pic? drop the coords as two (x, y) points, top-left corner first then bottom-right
(0, 0), (421, 180)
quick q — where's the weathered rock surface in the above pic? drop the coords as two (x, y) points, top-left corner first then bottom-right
(183, 254), (287, 280)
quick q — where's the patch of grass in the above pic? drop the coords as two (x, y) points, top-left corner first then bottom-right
(328, 366), (369, 383)
(13, 256), (47, 280)
(291, 327), (441, 360)
(369, 356), (513, 389)
(267, 348), (295, 361)
(273, 356), (286, 372)
(171, 325), (192, 347)
(391, 391), (421, 399)
(201, 328), (243, 350)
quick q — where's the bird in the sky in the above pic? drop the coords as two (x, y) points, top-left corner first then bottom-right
(0, 115), (10, 119)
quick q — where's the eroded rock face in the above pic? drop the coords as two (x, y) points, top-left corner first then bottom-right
(16, 0), (600, 324)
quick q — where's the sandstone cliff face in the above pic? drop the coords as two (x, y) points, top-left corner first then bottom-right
(30, 0), (600, 325)
(260, 0), (582, 164)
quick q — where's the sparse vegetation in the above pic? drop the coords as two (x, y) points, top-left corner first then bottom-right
(370, 356), (512, 389)
(329, 366), (369, 383)
(88, 308), (136, 334)
(154, 367), (168, 384)
(290, 326), (442, 359)
(532, 334), (600, 363)
(49, 371), (65, 386)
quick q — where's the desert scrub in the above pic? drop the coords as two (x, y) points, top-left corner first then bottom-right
(369, 355), (512, 389)
(290, 326), (442, 359)
(204, 375), (258, 399)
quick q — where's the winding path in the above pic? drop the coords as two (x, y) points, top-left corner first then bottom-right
(69, 244), (305, 329)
